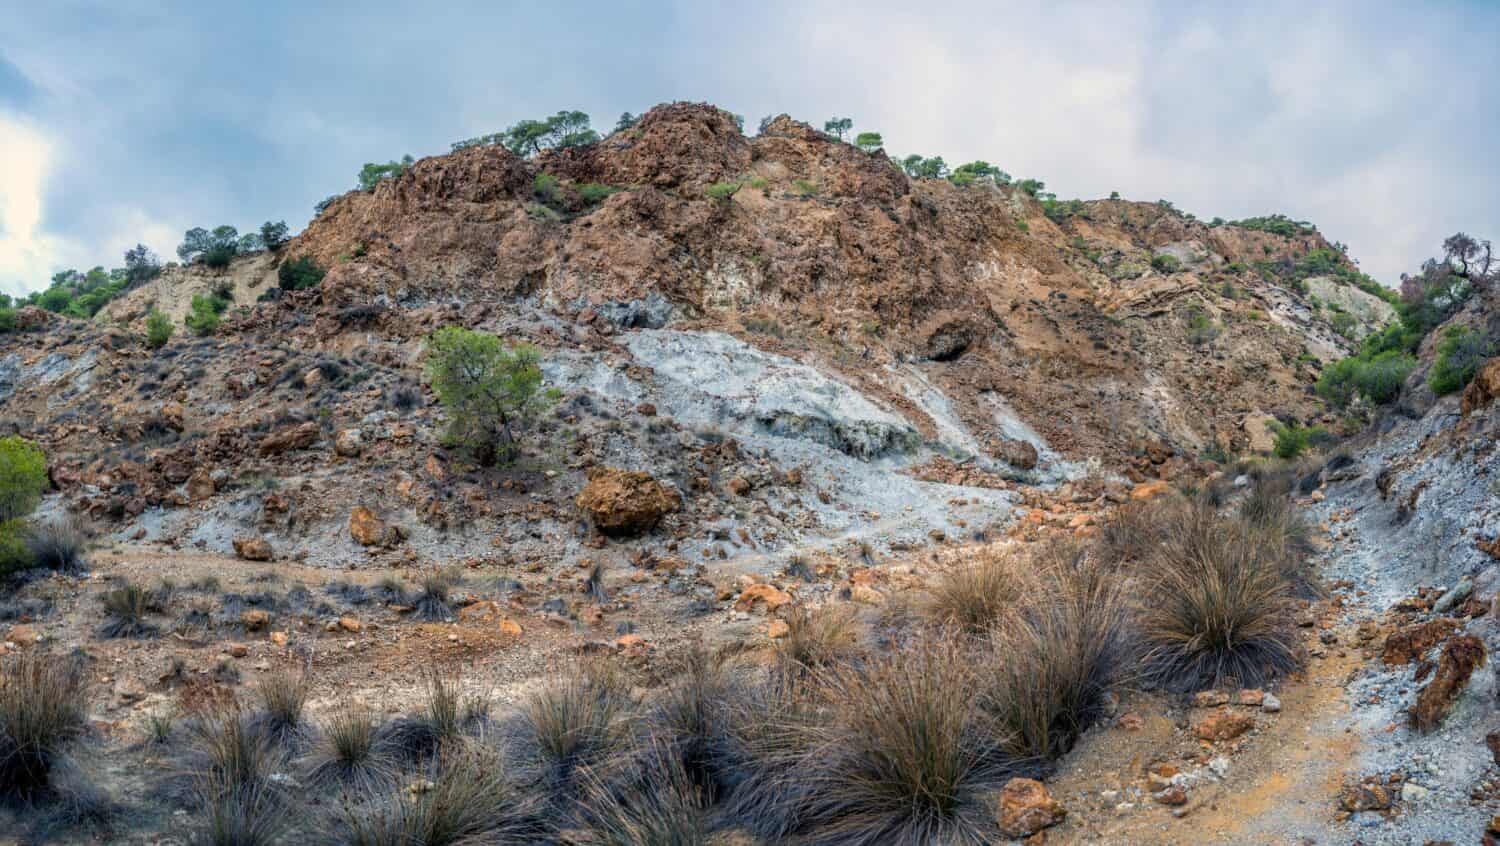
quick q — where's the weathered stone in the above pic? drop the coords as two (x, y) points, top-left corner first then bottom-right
(575, 467), (680, 536)
(1411, 634), (1487, 732)
(187, 467), (216, 501)
(996, 777), (1066, 839)
(232, 536), (273, 561)
(1382, 618), (1460, 665)
(240, 610), (270, 630)
(334, 428), (363, 457)
(259, 421), (319, 456)
(1191, 690), (1229, 708)
(1462, 357), (1500, 416)
(349, 506), (393, 547)
(1338, 780), (1391, 812)
(1193, 707), (1254, 742)
(735, 583), (792, 613)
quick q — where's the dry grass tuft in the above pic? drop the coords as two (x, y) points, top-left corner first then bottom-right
(1137, 501), (1302, 691)
(509, 663), (635, 796)
(303, 701), (395, 796)
(251, 669), (309, 747)
(0, 652), (88, 801)
(773, 603), (861, 677)
(926, 550), (1030, 634)
(100, 582), (158, 639)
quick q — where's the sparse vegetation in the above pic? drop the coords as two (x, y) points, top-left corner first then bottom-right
(1151, 253), (1182, 274)
(927, 551), (1027, 634)
(704, 181), (740, 201)
(145, 308), (174, 348)
(277, 256), (325, 291)
(1269, 421), (1323, 459)
(356, 155), (414, 191)
(185, 292), (229, 336)
(854, 131), (883, 152)
(1428, 325), (1492, 396)
(101, 582), (157, 638)
(0, 652), (88, 802)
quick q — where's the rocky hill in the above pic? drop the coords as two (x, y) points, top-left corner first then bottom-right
(0, 103), (1379, 572)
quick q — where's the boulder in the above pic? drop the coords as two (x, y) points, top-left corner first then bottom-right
(1243, 412), (1279, 454)
(187, 467), (216, 502)
(259, 421), (320, 456)
(992, 437), (1039, 471)
(735, 583), (792, 613)
(1339, 780), (1392, 812)
(232, 536), (274, 561)
(334, 428), (363, 457)
(1410, 634), (1486, 732)
(349, 506), (397, 547)
(575, 467), (680, 536)
(996, 777), (1066, 838)
(1382, 618), (1460, 665)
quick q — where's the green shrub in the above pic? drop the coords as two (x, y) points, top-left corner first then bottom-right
(792, 179), (817, 197)
(532, 173), (562, 206)
(145, 309), (174, 348)
(185, 294), (227, 336)
(704, 182), (741, 201)
(1151, 253), (1182, 274)
(1231, 214), (1316, 237)
(1269, 422), (1322, 459)
(277, 256), (325, 291)
(1316, 351), (1416, 407)
(424, 327), (560, 466)
(0, 308), (13, 333)
(0, 436), (47, 523)
(1329, 311), (1357, 339)
(1428, 326), (1493, 396)
(357, 155), (414, 191)
(854, 131), (883, 152)
(577, 183), (620, 205)
(0, 520), (31, 575)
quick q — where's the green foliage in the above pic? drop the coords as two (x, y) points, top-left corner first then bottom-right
(950, 161), (1011, 188)
(854, 132), (883, 153)
(424, 327), (560, 466)
(1151, 253), (1182, 274)
(1316, 350), (1416, 408)
(0, 308), (12, 333)
(823, 117), (852, 140)
(532, 173), (562, 206)
(1042, 197), (1086, 223)
(185, 293), (228, 336)
(179, 225), (248, 267)
(1230, 214), (1317, 237)
(0, 519), (31, 575)
(0, 436), (47, 523)
(1108, 191), (1121, 200)
(259, 221), (289, 251)
(145, 309), (174, 348)
(1016, 178), (1046, 198)
(1428, 326), (1493, 396)
(357, 155), (414, 191)
(577, 183), (621, 205)
(1185, 309), (1220, 346)
(704, 182), (741, 201)
(124, 243), (162, 285)
(461, 111), (600, 157)
(614, 112), (638, 133)
(277, 256), (325, 291)
(1269, 422), (1323, 459)
(792, 179), (817, 197)
(900, 155), (948, 179)
(1329, 311), (1357, 339)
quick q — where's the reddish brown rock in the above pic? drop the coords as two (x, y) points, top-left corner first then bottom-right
(1338, 780), (1392, 812)
(349, 506), (394, 547)
(735, 583), (792, 613)
(187, 467), (216, 502)
(232, 536), (273, 561)
(259, 421), (320, 456)
(1462, 357), (1500, 416)
(575, 467), (680, 536)
(1411, 634), (1487, 732)
(996, 777), (1066, 839)
(1382, 618), (1461, 665)
(1193, 707), (1255, 742)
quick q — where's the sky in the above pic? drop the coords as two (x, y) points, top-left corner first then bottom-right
(1, 1), (1497, 298)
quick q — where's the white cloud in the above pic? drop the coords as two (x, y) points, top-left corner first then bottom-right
(0, 115), (69, 297)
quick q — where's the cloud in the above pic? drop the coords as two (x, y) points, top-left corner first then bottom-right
(0, 0), (1496, 293)
(0, 114), (68, 297)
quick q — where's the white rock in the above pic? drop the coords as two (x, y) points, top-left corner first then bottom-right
(1261, 692), (1281, 713)
(1400, 783), (1430, 803)
(1208, 756), (1231, 779)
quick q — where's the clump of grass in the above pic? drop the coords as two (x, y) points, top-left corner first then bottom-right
(181, 701), (279, 800)
(926, 551), (1029, 634)
(577, 742), (710, 845)
(100, 582), (158, 639)
(792, 636), (1017, 843)
(508, 663), (634, 796)
(1096, 497), (1176, 565)
(25, 515), (89, 572)
(199, 781), (287, 846)
(325, 746), (545, 846)
(1136, 501), (1301, 691)
(584, 559), (608, 603)
(303, 701), (395, 795)
(146, 707), (177, 745)
(643, 646), (745, 801)
(0, 652), (88, 801)
(773, 603), (860, 677)
(978, 545), (1132, 760)
(251, 669), (308, 747)
(378, 670), (485, 763)
(413, 569), (455, 621)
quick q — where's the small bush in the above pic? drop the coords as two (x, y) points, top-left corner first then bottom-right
(577, 183), (620, 205)
(794, 637), (1015, 842)
(424, 327), (559, 466)
(185, 294), (227, 337)
(1270, 422), (1323, 459)
(1428, 325), (1493, 396)
(199, 781), (287, 846)
(379, 670), (484, 763)
(644, 647), (744, 801)
(145, 309), (174, 348)
(1136, 502), (1300, 691)
(303, 702), (394, 795)
(251, 670), (308, 746)
(25, 515), (88, 573)
(277, 256), (325, 291)
(772, 604), (859, 677)
(927, 552), (1028, 634)
(183, 701), (278, 802)
(533, 172), (562, 206)
(509, 664), (634, 795)
(414, 569), (455, 621)
(577, 744), (710, 845)
(0, 652), (88, 801)
(1151, 253), (1182, 274)
(101, 583), (157, 638)
(704, 181), (740, 201)
(0, 436), (47, 523)
(1317, 351), (1417, 408)
(792, 179), (817, 197)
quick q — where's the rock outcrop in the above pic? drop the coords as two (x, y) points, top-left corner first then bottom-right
(575, 468), (680, 536)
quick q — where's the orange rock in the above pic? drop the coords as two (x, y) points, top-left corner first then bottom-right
(269, 631), (289, 647)
(575, 467), (680, 536)
(349, 506), (391, 547)
(735, 583), (792, 613)
(6, 624), (40, 646)
(768, 619), (790, 639)
(997, 777), (1066, 839)
(499, 619), (523, 637)
(240, 610), (270, 630)
(338, 616), (362, 633)
(1193, 707), (1254, 741)
(1130, 480), (1171, 500)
